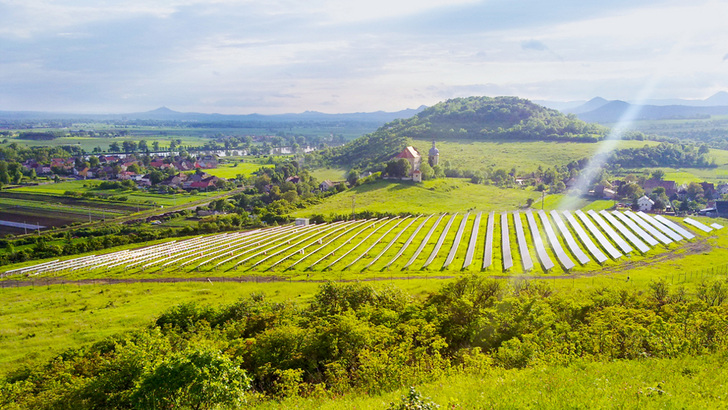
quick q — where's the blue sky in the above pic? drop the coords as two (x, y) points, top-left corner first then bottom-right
(1, 0), (726, 114)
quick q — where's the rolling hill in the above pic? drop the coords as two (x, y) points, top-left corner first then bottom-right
(315, 96), (608, 169)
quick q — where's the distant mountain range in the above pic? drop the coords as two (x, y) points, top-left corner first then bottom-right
(537, 92), (728, 123)
(0, 106), (427, 124)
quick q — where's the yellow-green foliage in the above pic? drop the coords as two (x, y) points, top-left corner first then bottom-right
(3, 277), (728, 409)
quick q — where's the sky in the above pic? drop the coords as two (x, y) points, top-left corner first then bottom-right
(1, 0), (727, 114)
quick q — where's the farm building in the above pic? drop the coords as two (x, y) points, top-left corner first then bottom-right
(637, 195), (655, 211)
(394, 146), (421, 177)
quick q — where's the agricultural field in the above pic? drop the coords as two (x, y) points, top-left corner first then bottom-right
(9, 180), (220, 207)
(0, 180), (229, 235)
(310, 166), (347, 182)
(204, 161), (272, 179)
(409, 139), (659, 173)
(293, 179), (584, 217)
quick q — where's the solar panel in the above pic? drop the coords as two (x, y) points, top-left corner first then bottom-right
(482, 212), (495, 270)
(599, 210), (650, 254)
(575, 210), (622, 259)
(563, 210), (608, 264)
(462, 212), (482, 269)
(363, 216), (419, 270)
(652, 215), (696, 240)
(422, 213), (458, 269)
(711, 223), (724, 230)
(443, 213), (470, 269)
(611, 211), (659, 246)
(549, 210), (590, 265)
(587, 210), (632, 254)
(525, 211), (555, 271)
(683, 217), (713, 233)
(384, 214), (434, 269)
(512, 211), (534, 271)
(624, 211), (672, 244)
(501, 212), (513, 271)
(323, 219), (394, 270)
(538, 210), (575, 270)
(635, 211), (684, 241)
(404, 214), (445, 269)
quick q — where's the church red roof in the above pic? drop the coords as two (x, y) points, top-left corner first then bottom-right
(395, 146), (420, 159)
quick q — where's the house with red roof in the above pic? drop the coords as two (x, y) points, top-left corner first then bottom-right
(393, 146), (422, 177)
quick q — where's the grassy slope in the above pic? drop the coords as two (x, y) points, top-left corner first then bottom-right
(293, 179), (559, 216)
(3, 215), (727, 373)
(262, 353), (728, 409)
(410, 139), (658, 173)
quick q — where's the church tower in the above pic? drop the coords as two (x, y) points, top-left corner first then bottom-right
(428, 140), (439, 167)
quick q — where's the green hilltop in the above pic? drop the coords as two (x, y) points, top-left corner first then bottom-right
(312, 96), (608, 170)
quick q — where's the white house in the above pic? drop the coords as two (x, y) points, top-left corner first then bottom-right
(637, 195), (655, 212)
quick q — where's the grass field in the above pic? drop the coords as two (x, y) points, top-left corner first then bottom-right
(310, 167), (347, 182)
(409, 139), (659, 174)
(204, 162), (271, 179)
(0, 279), (440, 373)
(261, 353), (728, 409)
(293, 179), (589, 217)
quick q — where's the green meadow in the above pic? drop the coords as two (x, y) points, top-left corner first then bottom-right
(409, 139), (659, 173)
(261, 353), (728, 409)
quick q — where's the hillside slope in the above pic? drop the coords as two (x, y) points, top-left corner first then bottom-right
(314, 96), (608, 169)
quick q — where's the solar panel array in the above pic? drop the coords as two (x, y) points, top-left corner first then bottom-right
(3, 211), (718, 277)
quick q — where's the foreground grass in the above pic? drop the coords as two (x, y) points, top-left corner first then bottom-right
(0, 280), (442, 373)
(262, 353), (728, 409)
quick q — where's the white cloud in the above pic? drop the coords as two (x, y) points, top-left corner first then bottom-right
(1, 0), (727, 113)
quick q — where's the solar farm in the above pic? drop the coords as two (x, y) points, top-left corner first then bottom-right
(3, 210), (724, 279)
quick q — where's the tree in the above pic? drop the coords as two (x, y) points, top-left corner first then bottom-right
(138, 140), (148, 153)
(152, 141), (160, 152)
(89, 156), (100, 168)
(12, 169), (22, 184)
(385, 159), (411, 178)
(347, 169), (359, 186)
(651, 169), (665, 181)
(131, 349), (251, 410)
(122, 140), (137, 153)
(419, 162), (434, 180)
(686, 182), (704, 199)
(109, 142), (120, 152)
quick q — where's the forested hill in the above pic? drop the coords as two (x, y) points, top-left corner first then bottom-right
(405, 96), (607, 141)
(310, 96), (608, 170)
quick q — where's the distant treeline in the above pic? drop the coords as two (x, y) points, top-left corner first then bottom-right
(608, 142), (714, 169)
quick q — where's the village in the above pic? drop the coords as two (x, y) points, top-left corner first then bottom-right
(19, 153), (228, 191)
